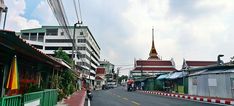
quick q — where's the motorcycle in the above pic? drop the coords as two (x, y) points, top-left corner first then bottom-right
(87, 90), (93, 101)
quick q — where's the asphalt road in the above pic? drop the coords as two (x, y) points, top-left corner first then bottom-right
(90, 86), (227, 106)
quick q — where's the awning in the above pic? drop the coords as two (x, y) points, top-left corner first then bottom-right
(167, 71), (188, 79)
(134, 78), (146, 82)
(90, 70), (96, 74)
(157, 74), (170, 80)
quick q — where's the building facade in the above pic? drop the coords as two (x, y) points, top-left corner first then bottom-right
(182, 60), (217, 69)
(95, 67), (106, 89)
(99, 60), (116, 84)
(188, 64), (234, 98)
(18, 26), (101, 85)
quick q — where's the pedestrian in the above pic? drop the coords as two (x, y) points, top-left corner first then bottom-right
(141, 82), (144, 90)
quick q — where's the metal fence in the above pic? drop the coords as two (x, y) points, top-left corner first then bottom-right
(0, 94), (22, 106)
(0, 89), (57, 106)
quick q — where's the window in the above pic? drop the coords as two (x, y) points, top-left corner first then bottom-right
(61, 32), (64, 36)
(45, 47), (72, 50)
(21, 33), (29, 40)
(80, 32), (83, 35)
(38, 33), (44, 42)
(46, 29), (58, 35)
(77, 47), (86, 50)
(77, 39), (86, 43)
(30, 33), (37, 41)
(45, 47), (59, 50)
(45, 39), (72, 43)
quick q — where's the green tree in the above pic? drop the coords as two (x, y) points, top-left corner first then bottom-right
(118, 75), (128, 84)
(54, 48), (72, 65)
(53, 48), (76, 100)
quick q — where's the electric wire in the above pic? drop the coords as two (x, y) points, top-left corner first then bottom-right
(77, 0), (83, 22)
(73, 0), (79, 22)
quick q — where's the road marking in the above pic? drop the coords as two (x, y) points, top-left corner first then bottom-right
(131, 101), (140, 105)
(122, 97), (128, 100)
(88, 98), (91, 106)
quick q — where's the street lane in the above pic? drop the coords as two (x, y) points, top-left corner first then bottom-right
(90, 88), (133, 106)
(91, 86), (226, 106)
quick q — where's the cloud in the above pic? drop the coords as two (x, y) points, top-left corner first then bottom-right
(121, 0), (234, 71)
(4, 0), (234, 75)
(4, 0), (41, 31)
(32, 0), (57, 25)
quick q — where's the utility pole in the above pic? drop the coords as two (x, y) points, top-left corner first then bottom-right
(2, 7), (7, 30)
(89, 52), (91, 88)
(72, 23), (78, 71)
(0, 0), (7, 29)
(89, 50), (94, 89)
(72, 21), (82, 71)
(117, 67), (120, 85)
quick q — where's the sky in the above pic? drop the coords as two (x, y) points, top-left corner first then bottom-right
(4, 0), (234, 75)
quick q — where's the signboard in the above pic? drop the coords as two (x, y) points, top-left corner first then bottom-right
(192, 77), (197, 85)
(208, 78), (217, 86)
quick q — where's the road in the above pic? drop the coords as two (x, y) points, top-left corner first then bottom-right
(90, 86), (226, 106)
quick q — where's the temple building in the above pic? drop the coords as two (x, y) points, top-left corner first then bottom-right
(130, 28), (176, 79)
(182, 60), (217, 69)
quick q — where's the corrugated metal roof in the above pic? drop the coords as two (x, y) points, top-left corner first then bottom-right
(167, 71), (188, 79)
(157, 74), (170, 80)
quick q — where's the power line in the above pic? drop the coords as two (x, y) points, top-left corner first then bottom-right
(115, 64), (134, 66)
(77, 0), (83, 22)
(47, 0), (86, 67)
(73, 0), (79, 22)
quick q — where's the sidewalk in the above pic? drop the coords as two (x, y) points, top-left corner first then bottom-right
(138, 90), (234, 105)
(57, 90), (86, 106)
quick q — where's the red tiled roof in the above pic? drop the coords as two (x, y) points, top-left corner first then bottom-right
(186, 61), (217, 66)
(136, 60), (173, 66)
(96, 67), (106, 74)
(95, 76), (103, 80)
(133, 67), (176, 71)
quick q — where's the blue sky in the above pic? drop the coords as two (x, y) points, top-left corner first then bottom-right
(4, 0), (234, 75)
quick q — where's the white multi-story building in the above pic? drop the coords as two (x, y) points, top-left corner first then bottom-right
(19, 26), (101, 84)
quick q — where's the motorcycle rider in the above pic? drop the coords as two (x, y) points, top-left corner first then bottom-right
(87, 87), (93, 100)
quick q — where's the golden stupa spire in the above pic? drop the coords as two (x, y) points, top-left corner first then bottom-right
(148, 27), (160, 60)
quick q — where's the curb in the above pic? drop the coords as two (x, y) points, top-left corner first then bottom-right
(139, 91), (234, 105)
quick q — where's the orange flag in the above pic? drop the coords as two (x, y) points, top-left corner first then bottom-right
(6, 55), (19, 90)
